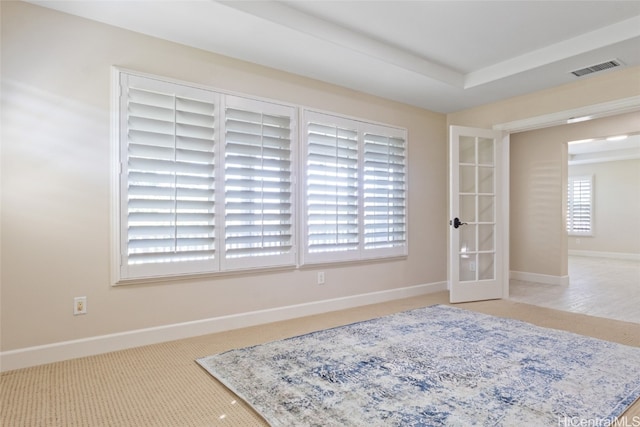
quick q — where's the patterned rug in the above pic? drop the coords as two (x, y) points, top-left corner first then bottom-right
(197, 305), (640, 426)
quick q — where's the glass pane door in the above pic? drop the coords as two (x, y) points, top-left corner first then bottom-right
(458, 136), (495, 282)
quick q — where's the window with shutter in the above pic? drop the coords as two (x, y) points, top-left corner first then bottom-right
(119, 74), (218, 280)
(114, 71), (296, 282)
(114, 70), (407, 283)
(363, 128), (407, 256)
(222, 96), (296, 270)
(567, 175), (594, 236)
(305, 115), (359, 261)
(302, 111), (407, 264)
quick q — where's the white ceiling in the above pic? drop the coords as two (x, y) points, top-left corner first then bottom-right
(569, 133), (640, 164)
(29, 0), (640, 113)
(569, 133), (640, 155)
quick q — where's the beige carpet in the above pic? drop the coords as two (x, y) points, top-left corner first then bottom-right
(2, 291), (639, 426)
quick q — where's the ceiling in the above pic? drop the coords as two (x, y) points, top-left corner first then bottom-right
(569, 133), (640, 164)
(28, 0), (640, 113)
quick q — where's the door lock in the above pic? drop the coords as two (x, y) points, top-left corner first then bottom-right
(450, 217), (467, 229)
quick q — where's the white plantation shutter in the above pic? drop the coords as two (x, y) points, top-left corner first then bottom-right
(115, 71), (407, 282)
(222, 97), (296, 270)
(302, 111), (407, 264)
(120, 74), (218, 279)
(304, 113), (359, 262)
(567, 175), (594, 235)
(363, 129), (407, 256)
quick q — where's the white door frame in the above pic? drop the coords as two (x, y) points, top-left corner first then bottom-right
(490, 95), (640, 298)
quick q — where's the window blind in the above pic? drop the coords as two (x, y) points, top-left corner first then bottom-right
(122, 75), (217, 278)
(115, 70), (407, 282)
(117, 74), (297, 281)
(306, 120), (359, 256)
(303, 111), (407, 264)
(363, 132), (406, 251)
(567, 175), (593, 235)
(222, 97), (295, 270)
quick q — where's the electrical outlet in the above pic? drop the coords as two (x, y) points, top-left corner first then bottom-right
(317, 272), (325, 285)
(469, 262), (476, 272)
(74, 296), (87, 315)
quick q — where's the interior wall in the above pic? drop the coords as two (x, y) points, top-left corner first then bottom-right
(447, 69), (640, 279)
(568, 159), (640, 256)
(509, 129), (568, 276)
(1, 2), (447, 352)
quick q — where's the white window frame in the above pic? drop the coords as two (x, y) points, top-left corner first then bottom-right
(301, 110), (408, 265)
(112, 69), (297, 283)
(567, 175), (594, 236)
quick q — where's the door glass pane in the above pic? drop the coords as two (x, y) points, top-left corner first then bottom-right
(460, 254), (476, 282)
(478, 224), (494, 251)
(459, 136), (475, 164)
(478, 166), (494, 193)
(460, 195), (476, 223)
(478, 137), (494, 165)
(460, 165), (475, 193)
(459, 224), (476, 253)
(478, 253), (494, 280)
(453, 130), (499, 294)
(478, 196), (494, 222)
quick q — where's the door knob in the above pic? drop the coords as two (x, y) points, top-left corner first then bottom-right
(451, 217), (467, 229)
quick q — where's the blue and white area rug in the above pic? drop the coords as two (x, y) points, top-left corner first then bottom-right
(197, 305), (640, 426)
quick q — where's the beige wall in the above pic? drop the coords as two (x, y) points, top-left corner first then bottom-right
(568, 158), (640, 255)
(509, 128), (569, 276)
(1, 2), (447, 351)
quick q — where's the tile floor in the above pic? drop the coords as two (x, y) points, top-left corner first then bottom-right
(509, 256), (640, 324)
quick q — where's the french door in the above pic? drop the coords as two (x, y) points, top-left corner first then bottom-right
(449, 126), (508, 303)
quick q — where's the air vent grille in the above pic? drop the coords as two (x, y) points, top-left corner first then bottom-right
(571, 60), (621, 77)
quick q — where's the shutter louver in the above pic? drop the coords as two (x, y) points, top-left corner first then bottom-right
(306, 121), (359, 254)
(567, 176), (593, 235)
(223, 99), (294, 266)
(363, 133), (406, 250)
(125, 81), (216, 267)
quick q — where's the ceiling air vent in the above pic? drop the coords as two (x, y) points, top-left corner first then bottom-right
(571, 60), (622, 77)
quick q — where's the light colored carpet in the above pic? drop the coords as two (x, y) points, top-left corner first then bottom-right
(2, 291), (639, 426)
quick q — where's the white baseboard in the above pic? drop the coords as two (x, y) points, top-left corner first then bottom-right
(0, 281), (447, 372)
(510, 271), (570, 286)
(569, 250), (640, 261)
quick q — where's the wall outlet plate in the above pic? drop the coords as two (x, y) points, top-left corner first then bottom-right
(74, 296), (87, 315)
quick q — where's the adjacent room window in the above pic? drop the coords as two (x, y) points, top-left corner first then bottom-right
(567, 175), (594, 236)
(115, 72), (296, 281)
(302, 111), (407, 264)
(114, 70), (407, 283)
